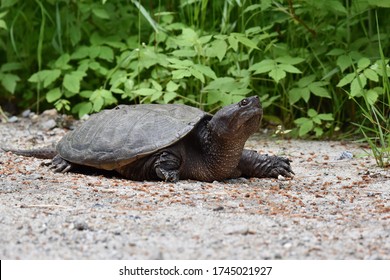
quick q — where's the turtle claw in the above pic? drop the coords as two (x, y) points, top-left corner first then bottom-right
(267, 156), (294, 178)
(50, 155), (73, 173)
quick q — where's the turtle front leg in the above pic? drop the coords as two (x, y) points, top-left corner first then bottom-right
(154, 151), (182, 182)
(50, 154), (74, 173)
(237, 149), (294, 179)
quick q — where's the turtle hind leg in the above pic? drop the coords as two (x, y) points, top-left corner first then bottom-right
(50, 154), (74, 173)
(154, 151), (181, 182)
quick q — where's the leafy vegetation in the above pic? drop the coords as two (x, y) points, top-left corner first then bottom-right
(0, 0), (389, 165)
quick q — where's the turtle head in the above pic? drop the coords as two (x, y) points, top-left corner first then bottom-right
(209, 96), (263, 140)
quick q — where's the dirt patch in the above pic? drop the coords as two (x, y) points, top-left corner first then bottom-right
(1, 115), (389, 259)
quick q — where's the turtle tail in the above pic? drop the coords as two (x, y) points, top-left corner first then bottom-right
(2, 146), (58, 159)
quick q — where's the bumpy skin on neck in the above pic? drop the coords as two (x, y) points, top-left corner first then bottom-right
(178, 119), (250, 181)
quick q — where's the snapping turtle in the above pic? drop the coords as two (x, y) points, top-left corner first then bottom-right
(5, 96), (293, 182)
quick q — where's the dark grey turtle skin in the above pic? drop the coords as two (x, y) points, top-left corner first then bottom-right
(5, 96), (293, 182)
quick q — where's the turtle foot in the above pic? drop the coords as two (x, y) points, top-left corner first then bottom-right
(50, 155), (73, 173)
(266, 156), (294, 178)
(154, 151), (181, 182)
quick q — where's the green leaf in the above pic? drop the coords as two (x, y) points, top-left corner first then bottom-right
(92, 96), (104, 112)
(193, 64), (217, 80)
(230, 88), (252, 97)
(166, 81), (179, 92)
(54, 53), (71, 69)
(69, 25), (81, 46)
(357, 57), (370, 69)
(46, 88), (62, 103)
(232, 33), (259, 50)
(269, 68), (286, 83)
(314, 127), (324, 137)
(203, 77), (235, 91)
(308, 84), (331, 98)
(337, 55), (352, 72)
(163, 91), (177, 103)
(294, 117), (309, 125)
(43, 69), (61, 88)
(275, 56), (304, 65)
(298, 120), (314, 137)
(63, 71), (85, 93)
(296, 75), (315, 88)
(350, 75), (367, 97)
(151, 80), (163, 92)
(132, 88), (159, 96)
(279, 64), (302, 74)
(171, 49), (197, 57)
(98, 46), (114, 62)
(243, 4), (262, 13)
(1, 62), (23, 72)
(307, 108), (318, 118)
(363, 68), (379, 82)
(368, 0), (390, 8)
(172, 69), (191, 79)
(365, 89), (379, 105)
(206, 39), (228, 61)
(312, 116), (322, 125)
(168, 58), (194, 68)
(317, 113), (334, 121)
(249, 59), (275, 74)
(1, 73), (20, 93)
(326, 48), (345, 56)
(73, 102), (92, 118)
(337, 73), (355, 87)
(227, 35), (238, 51)
(71, 46), (90, 59)
(0, 19), (7, 30)
(28, 69), (61, 88)
(189, 67), (204, 83)
(198, 35), (213, 45)
(92, 8), (110, 19)
(89, 45), (100, 58)
(289, 88), (308, 104)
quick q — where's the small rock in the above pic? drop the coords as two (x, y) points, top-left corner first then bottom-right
(337, 151), (353, 160)
(224, 224), (255, 235)
(8, 116), (18, 123)
(22, 110), (31, 118)
(73, 221), (89, 231)
(25, 166), (36, 172)
(41, 109), (58, 118)
(278, 174), (286, 180)
(39, 119), (57, 130)
(213, 206), (224, 211)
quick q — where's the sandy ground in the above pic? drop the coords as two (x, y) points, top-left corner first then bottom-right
(0, 112), (389, 259)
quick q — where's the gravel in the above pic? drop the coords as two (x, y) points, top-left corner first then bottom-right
(1, 114), (389, 259)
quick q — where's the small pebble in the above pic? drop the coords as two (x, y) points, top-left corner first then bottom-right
(337, 151), (353, 160)
(7, 116), (18, 123)
(39, 119), (57, 130)
(213, 206), (224, 211)
(223, 225), (255, 235)
(22, 110), (31, 118)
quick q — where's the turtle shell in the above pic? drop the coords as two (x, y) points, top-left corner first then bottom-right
(57, 104), (209, 170)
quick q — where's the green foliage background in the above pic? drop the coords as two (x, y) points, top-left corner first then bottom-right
(0, 0), (389, 141)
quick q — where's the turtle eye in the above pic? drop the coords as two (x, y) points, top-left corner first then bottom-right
(240, 98), (249, 107)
